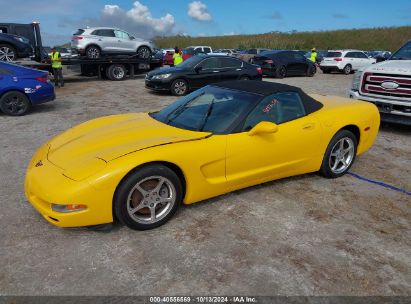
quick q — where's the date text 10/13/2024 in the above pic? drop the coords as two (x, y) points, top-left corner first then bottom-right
(149, 296), (257, 303)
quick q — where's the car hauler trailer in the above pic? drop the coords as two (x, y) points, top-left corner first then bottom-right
(1, 22), (162, 80)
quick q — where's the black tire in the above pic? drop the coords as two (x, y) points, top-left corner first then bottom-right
(276, 66), (286, 78)
(307, 65), (316, 77)
(0, 91), (31, 116)
(106, 64), (127, 81)
(114, 164), (183, 230)
(171, 79), (188, 96)
(319, 130), (358, 178)
(0, 43), (17, 62)
(343, 64), (352, 75)
(322, 68), (330, 74)
(137, 46), (152, 59)
(239, 75), (250, 80)
(85, 45), (101, 59)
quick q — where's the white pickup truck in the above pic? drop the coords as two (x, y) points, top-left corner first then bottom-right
(350, 40), (411, 125)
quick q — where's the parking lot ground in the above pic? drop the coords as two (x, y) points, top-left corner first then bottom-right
(0, 69), (410, 296)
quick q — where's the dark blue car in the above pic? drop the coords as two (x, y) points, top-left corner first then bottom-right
(0, 62), (55, 116)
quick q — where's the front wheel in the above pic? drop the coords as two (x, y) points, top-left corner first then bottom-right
(276, 66), (286, 78)
(171, 79), (188, 96)
(137, 46), (151, 59)
(319, 130), (357, 178)
(114, 165), (183, 230)
(0, 91), (31, 116)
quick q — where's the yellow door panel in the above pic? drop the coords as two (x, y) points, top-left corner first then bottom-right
(226, 115), (323, 191)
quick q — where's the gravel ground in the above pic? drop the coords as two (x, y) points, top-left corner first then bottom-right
(0, 68), (410, 296)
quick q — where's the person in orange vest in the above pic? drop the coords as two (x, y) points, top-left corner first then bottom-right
(173, 46), (183, 66)
(50, 47), (64, 87)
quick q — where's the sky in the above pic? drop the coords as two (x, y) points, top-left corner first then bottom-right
(0, 0), (410, 45)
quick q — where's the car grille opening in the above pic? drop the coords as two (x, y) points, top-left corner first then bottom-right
(361, 72), (411, 99)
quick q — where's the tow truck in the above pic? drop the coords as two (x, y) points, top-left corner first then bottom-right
(0, 22), (162, 81)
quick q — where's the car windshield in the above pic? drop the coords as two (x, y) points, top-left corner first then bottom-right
(390, 41), (411, 60)
(151, 86), (262, 134)
(325, 52), (342, 57)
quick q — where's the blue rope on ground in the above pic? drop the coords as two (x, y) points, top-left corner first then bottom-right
(348, 172), (411, 196)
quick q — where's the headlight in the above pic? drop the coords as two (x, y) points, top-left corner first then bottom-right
(152, 73), (171, 80)
(352, 70), (363, 91)
(13, 36), (25, 43)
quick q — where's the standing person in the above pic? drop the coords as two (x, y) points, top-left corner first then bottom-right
(173, 46), (183, 66)
(310, 48), (318, 63)
(50, 47), (64, 87)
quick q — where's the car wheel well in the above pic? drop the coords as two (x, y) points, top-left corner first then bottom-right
(0, 89), (31, 105)
(339, 124), (360, 143)
(86, 44), (101, 51)
(112, 161), (187, 221)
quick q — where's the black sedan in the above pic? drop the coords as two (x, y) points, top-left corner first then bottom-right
(145, 55), (262, 96)
(0, 33), (33, 61)
(252, 50), (316, 78)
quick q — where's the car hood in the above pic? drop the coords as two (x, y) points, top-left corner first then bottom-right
(363, 60), (411, 74)
(46, 113), (210, 175)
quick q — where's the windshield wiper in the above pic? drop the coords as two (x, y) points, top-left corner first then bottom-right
(200, 98), (215, 131)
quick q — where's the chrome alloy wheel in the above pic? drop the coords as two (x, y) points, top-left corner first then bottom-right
(329, 137), (355, 174)
(174, 81), (187, 95)
(0, 46), (15, 61)
(127, 176), (176, 224)
(138, 47), (151, 59)
(87, 47), (100, 59)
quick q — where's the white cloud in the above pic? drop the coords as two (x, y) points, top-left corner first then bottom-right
(76, 1), (175, 38)
(188, 1), (212, 21)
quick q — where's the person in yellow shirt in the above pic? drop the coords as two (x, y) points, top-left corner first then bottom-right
(50, 47), (64, 87)
(310, 48), (318, 63)
(173, 46), (183, 66)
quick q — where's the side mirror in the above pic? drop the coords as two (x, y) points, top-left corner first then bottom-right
(195, 66), (203, 73)
(130, 36), (135, 40)
(376, 56), (386, 63)
(248, 121), (279, 136)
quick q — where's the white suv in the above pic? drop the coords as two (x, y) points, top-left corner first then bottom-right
(71, 27), (154, 59)
(320, 50), (376, 74)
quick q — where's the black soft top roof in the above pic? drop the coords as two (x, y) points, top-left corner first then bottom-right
(213, 80), (323, 114)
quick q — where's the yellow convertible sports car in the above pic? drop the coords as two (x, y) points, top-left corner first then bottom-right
(25, 81), (380, 230)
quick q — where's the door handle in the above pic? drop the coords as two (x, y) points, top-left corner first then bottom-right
(302, 123), (315, 130)
(212, 70), (219, 73)
(236, 68), (242, 71)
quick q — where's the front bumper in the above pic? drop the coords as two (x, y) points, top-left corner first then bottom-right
(349, 90), (411, 126)
(25, 144), (113, 228)
(145, 78), (172, 91)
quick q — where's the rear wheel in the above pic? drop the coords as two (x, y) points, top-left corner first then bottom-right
(85, 45), (101, 59)
(343, 64), (352, 75)
(114, 165), (182, 230)
(0, 44), (16, 62)
(307, 65), (316, 77)
(322, 68), (330, 74)
(0, 91), (31, 116)
(137, 46), (151, 59)
(171, 79), (188, 96)
(106, 64), (127, 81)
(276, 66), (286, 78)
(319, 130), (357, 178)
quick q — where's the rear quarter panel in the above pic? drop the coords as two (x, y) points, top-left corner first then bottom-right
(310, 94), (380, 156)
